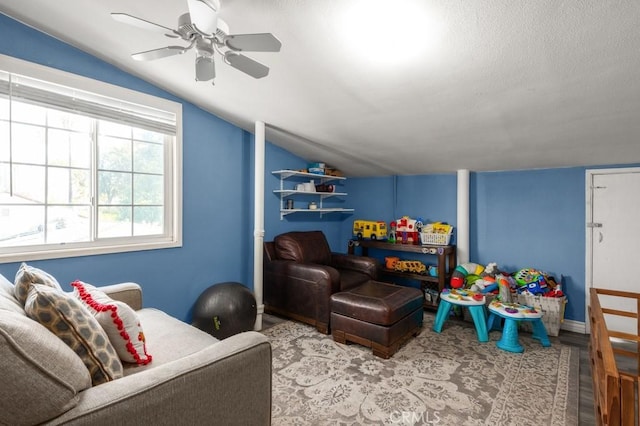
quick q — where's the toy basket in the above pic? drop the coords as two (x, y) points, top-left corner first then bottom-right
(516, 294), (567, 336)
(420, 232), (452, 246)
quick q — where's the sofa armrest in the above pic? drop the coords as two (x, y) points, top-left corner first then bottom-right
(98, 282), (143, 310)
(46, 331), (272, 425)
(331, 253), (380, 280)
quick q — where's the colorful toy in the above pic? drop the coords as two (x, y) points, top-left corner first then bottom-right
(352, 220), (387, 240)
(388, 221), (397, 243)
(450, 262), (485, 289)
(514, 268), (549, 295)
(469, 262), (499, 293)
(496, 274), (513, 303)
(393, 260), (427, 274)
(385, 256), (399, 270)
(396, 216), (419, 245)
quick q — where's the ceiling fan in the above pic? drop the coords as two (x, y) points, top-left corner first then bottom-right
(112, 0), (281, 83)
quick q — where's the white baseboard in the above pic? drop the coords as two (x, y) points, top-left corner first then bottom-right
(560, 319), (586, 334)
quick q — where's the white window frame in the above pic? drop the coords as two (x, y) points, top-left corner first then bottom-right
(0, 54), (182, 263)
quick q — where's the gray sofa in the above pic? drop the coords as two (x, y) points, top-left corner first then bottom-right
(0, 273), (272, 425)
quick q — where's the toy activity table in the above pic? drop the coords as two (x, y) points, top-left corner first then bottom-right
(487, 301), (551, 353)
(433, 289), (488, 342)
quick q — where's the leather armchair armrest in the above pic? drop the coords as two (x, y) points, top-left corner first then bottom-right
(331, 253), (380, 280)
(266, 260), (340, 294)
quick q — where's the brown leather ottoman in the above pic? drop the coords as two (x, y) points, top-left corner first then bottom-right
(330, 281), (423, 359)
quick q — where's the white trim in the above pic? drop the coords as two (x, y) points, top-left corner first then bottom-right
(584, 166), (640, 334)
(560, 319), (587, 335)
(0, 54), (183, 263)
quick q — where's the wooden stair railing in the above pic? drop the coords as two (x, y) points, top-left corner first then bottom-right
(589, 288), (640, 426)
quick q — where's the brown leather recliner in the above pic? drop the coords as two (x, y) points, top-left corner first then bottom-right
(264, 230), (380, 334)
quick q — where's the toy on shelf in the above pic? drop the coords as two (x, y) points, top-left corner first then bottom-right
(388, 221), (397, 243)
(396, 216), (419, 244)
(352, 220), (387, 240)
(420, 222), (454, 246)
(393, 260), (427, 274)
(385, 256), (400, 270)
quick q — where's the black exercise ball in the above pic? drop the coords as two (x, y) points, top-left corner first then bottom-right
(192, 282), (257, 339)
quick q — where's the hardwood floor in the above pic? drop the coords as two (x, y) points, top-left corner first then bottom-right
(556, 329), (595, 425)
(261, 313), (596, 425)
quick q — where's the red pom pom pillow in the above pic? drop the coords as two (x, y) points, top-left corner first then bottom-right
(72, 281), (152, 365)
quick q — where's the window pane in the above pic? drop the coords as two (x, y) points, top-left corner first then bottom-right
(48, 129), (92, 168)
(133, 206), (163, 236)
(0, 97), (8, 120)
(98, 135), (131, 172)
(98, 171), (131, 204)
(133, 128), (165, 143)
(47, 110), (92, 133)
(133, 140), (163, 174)
(12, 123), (45, 164)
(0, 121), (8, 162)
(99, 120), (131, 138)
(134, 174), (163, 205)
(47, 167), (91, 204)
(0, 205), (44, 245)
(98, 206), (131, 238)
(46, 206), (90, 243)
(11, 100), (46, 125)
(0, 163), (8, 193)
(12, 164), (45, 203)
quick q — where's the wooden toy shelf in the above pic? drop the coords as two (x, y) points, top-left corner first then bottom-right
(347, 239), (457, 309)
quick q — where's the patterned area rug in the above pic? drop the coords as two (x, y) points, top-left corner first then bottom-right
(262, 314), (579, 425)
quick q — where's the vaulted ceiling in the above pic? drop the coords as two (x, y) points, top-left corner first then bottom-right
(2, 1), (640, 176)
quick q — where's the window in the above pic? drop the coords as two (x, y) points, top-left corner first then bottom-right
(0, 55), (182, 262)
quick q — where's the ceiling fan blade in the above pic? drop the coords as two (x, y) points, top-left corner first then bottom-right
(186, 0), (220, 36)
(225, 33), (282, 52)
(132, 46), (187, 61)
(195, 56), (216, 81)
(111, 13), (178, 38)
(224, 52), (269, 79)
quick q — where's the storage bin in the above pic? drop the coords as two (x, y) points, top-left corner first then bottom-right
(516, 294), (567, 336)
(420, 232), (452, 246)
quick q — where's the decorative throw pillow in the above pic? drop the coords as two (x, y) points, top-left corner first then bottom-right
(14, 262), (62, 306)
(72, 280), (152, 365)
(24, 284), (123, 385)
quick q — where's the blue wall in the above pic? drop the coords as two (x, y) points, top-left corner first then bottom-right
(347, 166), (640, 324)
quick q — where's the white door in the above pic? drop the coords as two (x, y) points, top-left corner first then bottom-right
(586, 168), (640, 334)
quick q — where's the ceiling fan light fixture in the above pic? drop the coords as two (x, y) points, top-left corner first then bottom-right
(195, 55), (215, 81)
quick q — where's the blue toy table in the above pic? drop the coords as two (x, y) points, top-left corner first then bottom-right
(433, 289), (488, 342)
(487, 302), (551, 353)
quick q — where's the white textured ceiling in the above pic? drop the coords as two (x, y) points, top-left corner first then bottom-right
(1, 1), (640, 176)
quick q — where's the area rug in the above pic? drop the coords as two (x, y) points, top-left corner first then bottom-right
(262, 314), (579, 425)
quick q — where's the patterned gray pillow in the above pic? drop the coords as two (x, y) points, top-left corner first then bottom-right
(14, 262), (62, 306)
(24, 284), (124, 385)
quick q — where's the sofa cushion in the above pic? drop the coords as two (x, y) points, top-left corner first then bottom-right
(0, 273), (25, 314)
(122, 307), (218, 375)
(72, 280), (152, 365)
(0, 310), (92, 425)
(24, 284), (124, 385)
(14, 262), (62, 306)
(274, 231), (332, 264)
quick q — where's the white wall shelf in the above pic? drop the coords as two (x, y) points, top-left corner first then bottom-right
(272, 170), (353, 220)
